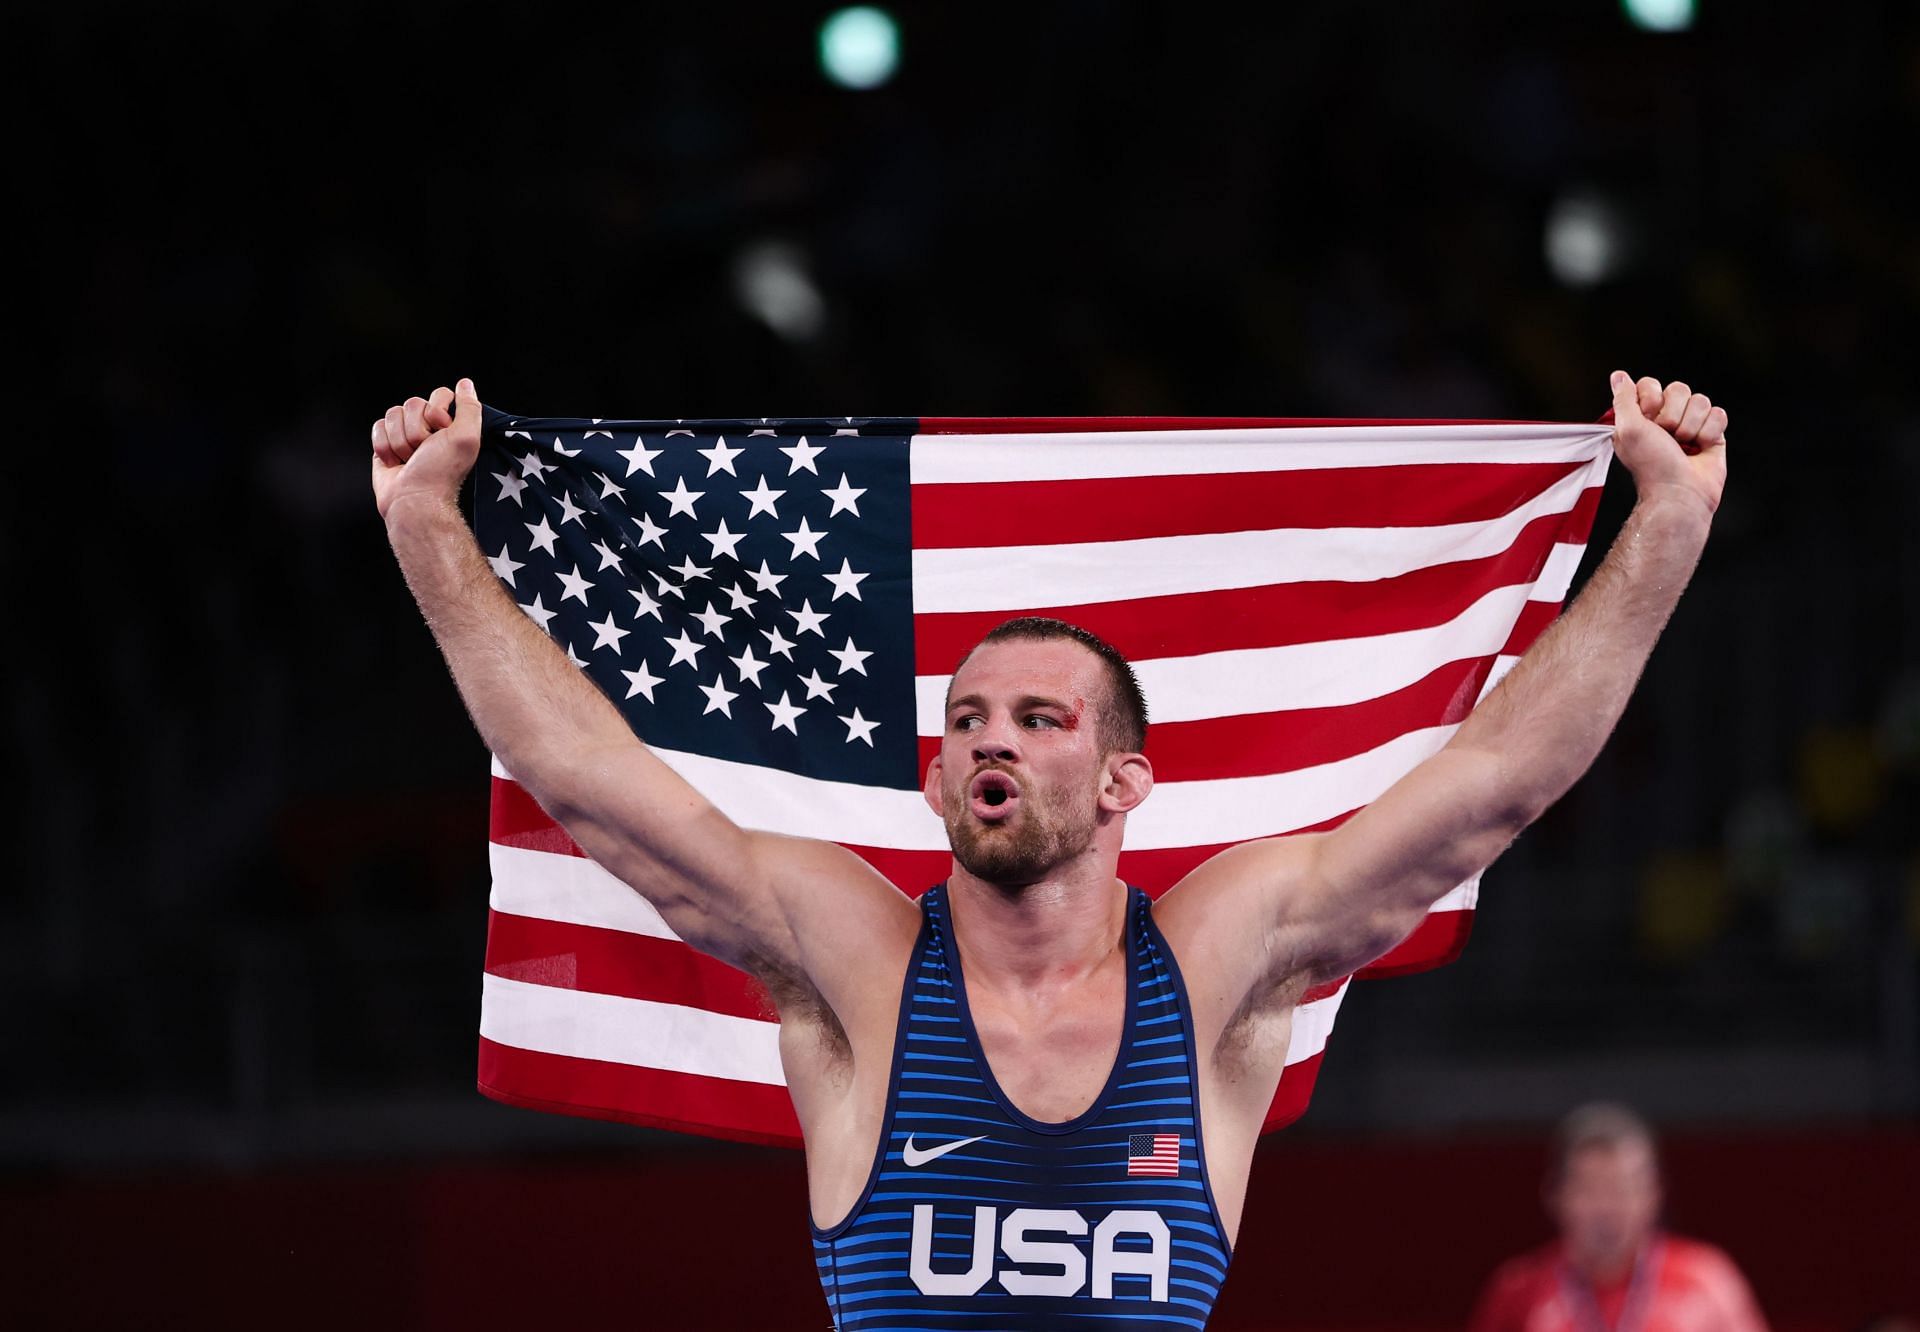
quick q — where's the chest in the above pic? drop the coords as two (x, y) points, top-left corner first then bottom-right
(965, 976), (1127, 1124)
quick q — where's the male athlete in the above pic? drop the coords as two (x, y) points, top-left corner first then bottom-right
(372, 372), (1728, 1329)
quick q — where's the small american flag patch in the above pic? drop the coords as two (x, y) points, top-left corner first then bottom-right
(1127, 1133), (1181, 1177)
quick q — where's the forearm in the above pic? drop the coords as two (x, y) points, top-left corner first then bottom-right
(1452, 487), (1714, 824)
(384, 492), (633, 791)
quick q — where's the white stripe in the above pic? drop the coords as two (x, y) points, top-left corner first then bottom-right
(496, 714), (1463, 854)
(1126, 724), (1457, 847)
(912, 462), (1601, 613)
(918, 578), (1546, 732)
(1286, 980), (1350, 1063)
(912, 424), (1612, 484)
(489, 841), (682, 941)
(1431, 877), (1480, 913)
(480, 972), (786, 1084)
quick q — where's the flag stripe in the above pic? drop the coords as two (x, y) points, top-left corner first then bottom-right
(910, 423), (1613, 483)
(480, 972), (785, 1084)
(908, 498), (1596, 674)
(908, 461), (1589, 549)
(909, 465), (1600, 612)
(486, 909), (774, 1022)
(478, 1036), (803, 1146)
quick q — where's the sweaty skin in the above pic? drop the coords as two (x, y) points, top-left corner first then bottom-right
(373, 372), (1727, 1246)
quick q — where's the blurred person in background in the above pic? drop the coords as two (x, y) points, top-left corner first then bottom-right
(1469, 1102), (1768, 1332)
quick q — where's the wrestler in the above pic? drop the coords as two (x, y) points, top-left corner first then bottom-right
(372, 371), (1727, 1329)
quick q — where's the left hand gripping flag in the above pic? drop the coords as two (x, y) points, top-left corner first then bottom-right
(472, 408), (1612, 1146)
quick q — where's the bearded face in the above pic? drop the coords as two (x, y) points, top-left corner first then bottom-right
(941, 759), (1102, 886)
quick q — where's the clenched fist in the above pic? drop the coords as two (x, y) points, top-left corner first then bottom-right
(370, 377), (484, 523)
(1609, 371), (1729, 519)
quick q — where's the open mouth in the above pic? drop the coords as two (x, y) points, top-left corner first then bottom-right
(967, 770), (1021, 821)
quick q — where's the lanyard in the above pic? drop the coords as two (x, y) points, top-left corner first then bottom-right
(1556, 1237), (1665, 1332)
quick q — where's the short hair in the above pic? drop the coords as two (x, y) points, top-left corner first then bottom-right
(1549, 1101), (1659, 1185)
(950, 616), (1149, 754)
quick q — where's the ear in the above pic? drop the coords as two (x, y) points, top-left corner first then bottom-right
(1097, 751), (1153, 815)
(923, 752), (945, 818)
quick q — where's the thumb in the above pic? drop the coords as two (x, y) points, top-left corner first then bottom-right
(454, 376), (482, 425)
(1609, 370), (1644, 424)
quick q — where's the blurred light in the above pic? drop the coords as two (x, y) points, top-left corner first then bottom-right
(1622, 0), (1695, 32)
(1544, 192), (1626, 288)
(732, 241), (827, 343)
(819, 7), (900, 89)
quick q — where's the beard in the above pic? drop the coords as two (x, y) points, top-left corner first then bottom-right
(943, 773), (1100, 886)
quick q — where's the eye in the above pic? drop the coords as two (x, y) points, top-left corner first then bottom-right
(1022, 714), (1060, 729)
(952, 714), (983, 731)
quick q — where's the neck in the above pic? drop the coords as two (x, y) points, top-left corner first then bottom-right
(1568, 1237), (1649, 1286)
(945, 855), (1129, 997)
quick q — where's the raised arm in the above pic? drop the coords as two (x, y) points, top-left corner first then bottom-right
(1170, 371), (1729, 1009)
(372, 381), (915, 1018)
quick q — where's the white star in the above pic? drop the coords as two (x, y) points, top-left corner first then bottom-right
(662, 476), (704, 519)
(621, 659), (663, 702)
(597, 472), (626, 502)
(730, 645), (769, 688)
(829, 637), (872, 676)
(765, 691), (806, 735)
(698, 674), (740, 717)
(665, 630), (705, 669)
(493, 469), (527, 506)
(787, 598), (829, 637)
(520, 594), (557, 633)
(722, 582), (757, 613)
(739, 475), (785, 519)
(591, 539), (624, 572)
(692, 602), (732, 639)
(588, 612), (630, 653)
(823, 558), (868, 602)
(565, 642), (588, 669)
(504, 429), (531, 440)
(633, 512), (667, 549)
(517, 450), (553, 484)
(780, 436), (824, 476)
(838, 707), (881, 747)
(618, 437), (662, 477)
(781, 517), (826, 561)
(702, 518), (746, 561)
(653, 573), (686, 601)
(670, 555), (712, 583)
(487, 544), (524, 588)
(762, 625), (797, 660)
(747, 560), (788, 597)
(799, 668), (838, 702)
(585, 425), (612, 439)
(525, 516), (559, 556)
(665, 428), (695, 437)
(551, 435), (581, 457)
(629, 587), (662, 621)
(698, 436), (744, 477)
(822, 473), (866, 517)
(555, 564), (593, 606)
(555, 489), (585, 527)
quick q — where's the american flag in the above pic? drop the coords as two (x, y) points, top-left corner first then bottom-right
(472, 407), (1612, 1147)
(1128, 1133), (1184, 1179)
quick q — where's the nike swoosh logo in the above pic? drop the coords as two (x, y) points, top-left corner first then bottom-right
(902, 1134), (988, 1168)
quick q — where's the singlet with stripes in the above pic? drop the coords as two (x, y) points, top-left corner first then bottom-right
(811, 883), (1232, 1331)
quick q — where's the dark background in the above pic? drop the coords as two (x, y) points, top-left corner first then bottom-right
(7, 2), (1916, 1328)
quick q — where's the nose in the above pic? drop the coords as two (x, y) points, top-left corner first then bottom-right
(970, 714), (1021, 765)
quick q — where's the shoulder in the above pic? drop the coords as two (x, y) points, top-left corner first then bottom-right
(1661, 1235), (1756, 1290)
(1469, 1243), (1560, 1332)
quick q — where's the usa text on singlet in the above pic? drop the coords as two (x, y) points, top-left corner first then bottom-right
(811, 884), (1232, 1330)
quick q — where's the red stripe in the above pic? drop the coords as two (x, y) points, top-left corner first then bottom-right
(484, 909), (773, 1021)
(910, 461), (1586, 549)
(918, 416), (1561, 434)
(911, 488), (1601, 673)
(917, 654), (1501, 786)
(477, 1036), (802, 1148)
(1262, 1050), (1323, 1132)
(1117, 809), (1358, 893)
(1358, 906), (1475, 978)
